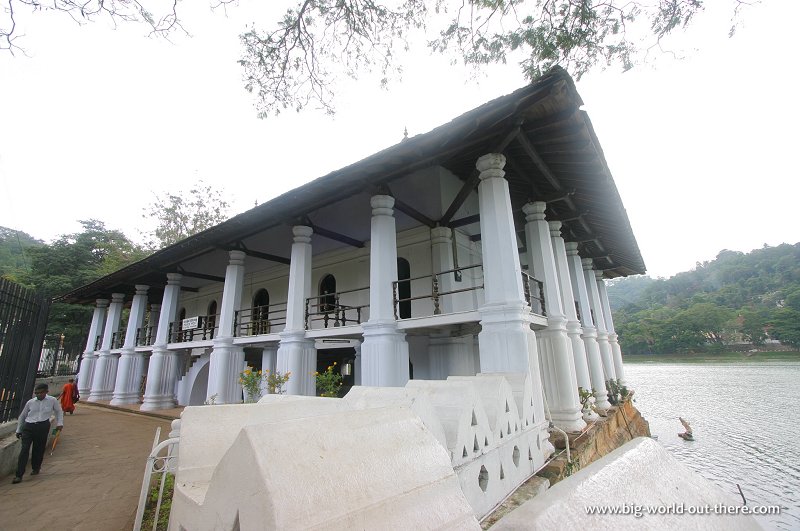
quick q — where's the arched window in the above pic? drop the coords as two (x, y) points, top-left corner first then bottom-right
(206, 300), (218, 339)
(397, 258), (411, 319)
(252, 289), (270, 335)
(319, 274), (336, 313)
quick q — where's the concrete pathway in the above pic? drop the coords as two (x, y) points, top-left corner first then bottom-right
(0, 403), (177, 531)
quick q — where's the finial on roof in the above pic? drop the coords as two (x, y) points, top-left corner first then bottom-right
(402, 126), (408, 141)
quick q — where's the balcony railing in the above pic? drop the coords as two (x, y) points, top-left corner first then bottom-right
(168, 314), (218, 343)
(521, 272), (546, 316)
(94, 335), (102, 351)
(136, 326), (155, 347)
(234, 303), (288, 337)
(392, 264), (484, 319)
(111, 329), (126, 349)
(305, 287), (369, 329)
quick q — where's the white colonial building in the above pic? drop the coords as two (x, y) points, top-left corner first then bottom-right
(60, 67), (642, 436)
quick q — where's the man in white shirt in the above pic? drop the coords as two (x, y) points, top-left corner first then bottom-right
(12, 383), (64, 484)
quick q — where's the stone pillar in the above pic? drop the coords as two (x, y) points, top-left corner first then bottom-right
(566, 247), (610, 410)
(524, 203), (584, 432)
(361, 195), (410, 387)
(550, 222), (592, 393)
(141, 273), (182, 411)
(207, 250), (247, 404)
(88, 293), (125, 402)
(583, 259), (617, 383)
(111, 285), (149, 405)
(77, 299), (109, 397)
(276, 226), (317, 396)
(597, 274), (626, 386)
(260, 345), (278, 395)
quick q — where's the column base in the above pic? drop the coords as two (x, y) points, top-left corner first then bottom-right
(88, 352), (114, 402)
(141, 346), (178, 411)
(536, 325), (586, 433)
(478, 303), (534, 374)
(360, 321), (409, 387)
(77, 353), (97, 396)
(276, 331), (316, 396)
(609, 333), (626, 386)
(207, 337), (245, 404)
(581, 328), (612, 412)
(111, 351), (145, 405)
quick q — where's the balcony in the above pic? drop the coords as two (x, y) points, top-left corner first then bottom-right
(305, 287), (369, 330)
(234, 303), (288, 337)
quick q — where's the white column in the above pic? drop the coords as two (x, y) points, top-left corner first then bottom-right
(88, 293), (125, 402)
(111, 285), (149, 405)
(206, 251), (247, 404)
(361, 195), (410, 387)
(141, 273), (182, 411)
(566, 245), (610, 410)
(550, 222), (592, 393)
(276, 226), (317, 396)
(597, 273), (626, 385)
(583, 259), (617, 384)
(353, 342), (362, 386)
(77, 299), (109, 396)
(524, 203), (584, 432)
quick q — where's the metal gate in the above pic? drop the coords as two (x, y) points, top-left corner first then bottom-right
(0, 278), (51, 423)
(37, 334), (84, 377)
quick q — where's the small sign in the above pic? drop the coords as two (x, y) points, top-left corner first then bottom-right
(182, 316), (200, 330)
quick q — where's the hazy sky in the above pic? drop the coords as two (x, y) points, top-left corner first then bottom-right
(1, 1), (797, 279)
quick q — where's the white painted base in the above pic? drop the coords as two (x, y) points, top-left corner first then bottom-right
(276, 331), (317, 396)
(207, 338), (245, 405)
(360, 322), (410, 387)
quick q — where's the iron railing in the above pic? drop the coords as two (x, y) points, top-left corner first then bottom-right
(305, 287), (369, 329)
(234, 303), (287, 337)
(111, 329), (126, 349)
(0, 278), (50, 423)
(136, 326), (155, 347)
(36, 334), (83, 377)
(94, 334), (102, 350)
(392, 264), (484, 319)
(168, 314), (218, 343)
(521, 271), (546, 316)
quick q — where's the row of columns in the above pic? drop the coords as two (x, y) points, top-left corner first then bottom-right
(76, 152), (625, 428)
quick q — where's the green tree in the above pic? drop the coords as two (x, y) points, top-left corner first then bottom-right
(0, 226), (42, 281)
(141, 181), (230, 250)
(18, 220), (148, 337)
(3, 1), (756, 116)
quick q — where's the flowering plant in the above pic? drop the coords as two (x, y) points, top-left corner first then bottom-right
(265, 369), (291, 395)
(315, 362), (342, 398)
(239, 368), (263, 403)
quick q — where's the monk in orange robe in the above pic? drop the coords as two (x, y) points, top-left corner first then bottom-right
(59, 378), (77, 414)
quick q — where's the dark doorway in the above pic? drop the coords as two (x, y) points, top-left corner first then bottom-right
(316, 347), (356, 397)
(319, 274), (336, 313)
(397, 257), (411, 319)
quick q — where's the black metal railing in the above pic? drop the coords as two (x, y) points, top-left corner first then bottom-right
(36, 334), (83, 377)
(0, 278), (50, 423)
(575, 301), (582, 322)
(392, 264), (484, 319)
(305, 287), (369, 329)
(111, 329), (126, 349)
(135, 326), (155, 346)
(168, 314), (218, 343)
(235, 303), (287, 337)
(521, 271), (546, 316)
(94, 334), (102, 350)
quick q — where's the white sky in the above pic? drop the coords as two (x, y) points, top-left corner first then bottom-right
(1, 1), (797, 279)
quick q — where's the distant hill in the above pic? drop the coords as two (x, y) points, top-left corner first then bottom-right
(0, 226), (43, 281)
(606, 243), (800, 354)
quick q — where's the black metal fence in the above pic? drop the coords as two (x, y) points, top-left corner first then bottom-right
(0, 278), (51, 424)
(36, 334), (84, 377)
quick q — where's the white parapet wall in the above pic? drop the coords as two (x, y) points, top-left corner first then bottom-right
(169, 372), (554, 530)
(492, 437), (762, 531)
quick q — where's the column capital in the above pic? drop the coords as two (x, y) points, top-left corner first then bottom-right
(430, 226), (452, 245)
(110, 293), (125, 304)
(291, 225), (313, 242)
(581, 258), (595, 271)
(564, 241), (579, 255)
(166, 273), (182, 284)
(548, 220), (563, 238)
(595, 270), (605, 281)
(370, 195), (395, 215)
(476, 153), (506, 179)
(95, 298), (110, 308)
(523, 201), (547, 221)
(228, 249), (247, 264)
(134, 285), (150, 296)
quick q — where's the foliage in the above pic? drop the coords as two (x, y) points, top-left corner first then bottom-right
(239, 368), (264, 403)
(266, 369), (291, 395)
(608, 243), (800, 353)
(141, 473), (174, 531)
(0, 226), (42, 281)
(2, 1), (756, 116)
(141, 181), (230, 250)
(315, 362), (342, 398)
(16, 220), (148, 337)
(578, 386), (594, 412)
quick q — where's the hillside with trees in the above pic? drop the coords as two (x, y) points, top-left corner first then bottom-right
(607, 244), (800, 354)
(0, 226), (42, 280)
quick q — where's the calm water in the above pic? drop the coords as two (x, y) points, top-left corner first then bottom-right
(625, 360), (800, 530)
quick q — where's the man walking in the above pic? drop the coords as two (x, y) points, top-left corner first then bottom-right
(12, 383), (64, 484)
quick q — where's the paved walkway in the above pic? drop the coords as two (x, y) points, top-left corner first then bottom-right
(0, 403), (178, 531)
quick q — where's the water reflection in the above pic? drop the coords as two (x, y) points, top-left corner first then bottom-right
(626, 361), (800, 531)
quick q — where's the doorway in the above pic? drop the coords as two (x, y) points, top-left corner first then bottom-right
(316, 347), (356, 397)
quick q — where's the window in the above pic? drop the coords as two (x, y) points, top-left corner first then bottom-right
(252, 289), (270, 335)
(319, 274), (336, 313)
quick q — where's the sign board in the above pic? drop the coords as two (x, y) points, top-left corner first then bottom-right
(182, 316), (200, 330)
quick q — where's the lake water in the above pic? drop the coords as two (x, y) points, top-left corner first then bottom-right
(625, 359), (800, 530)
